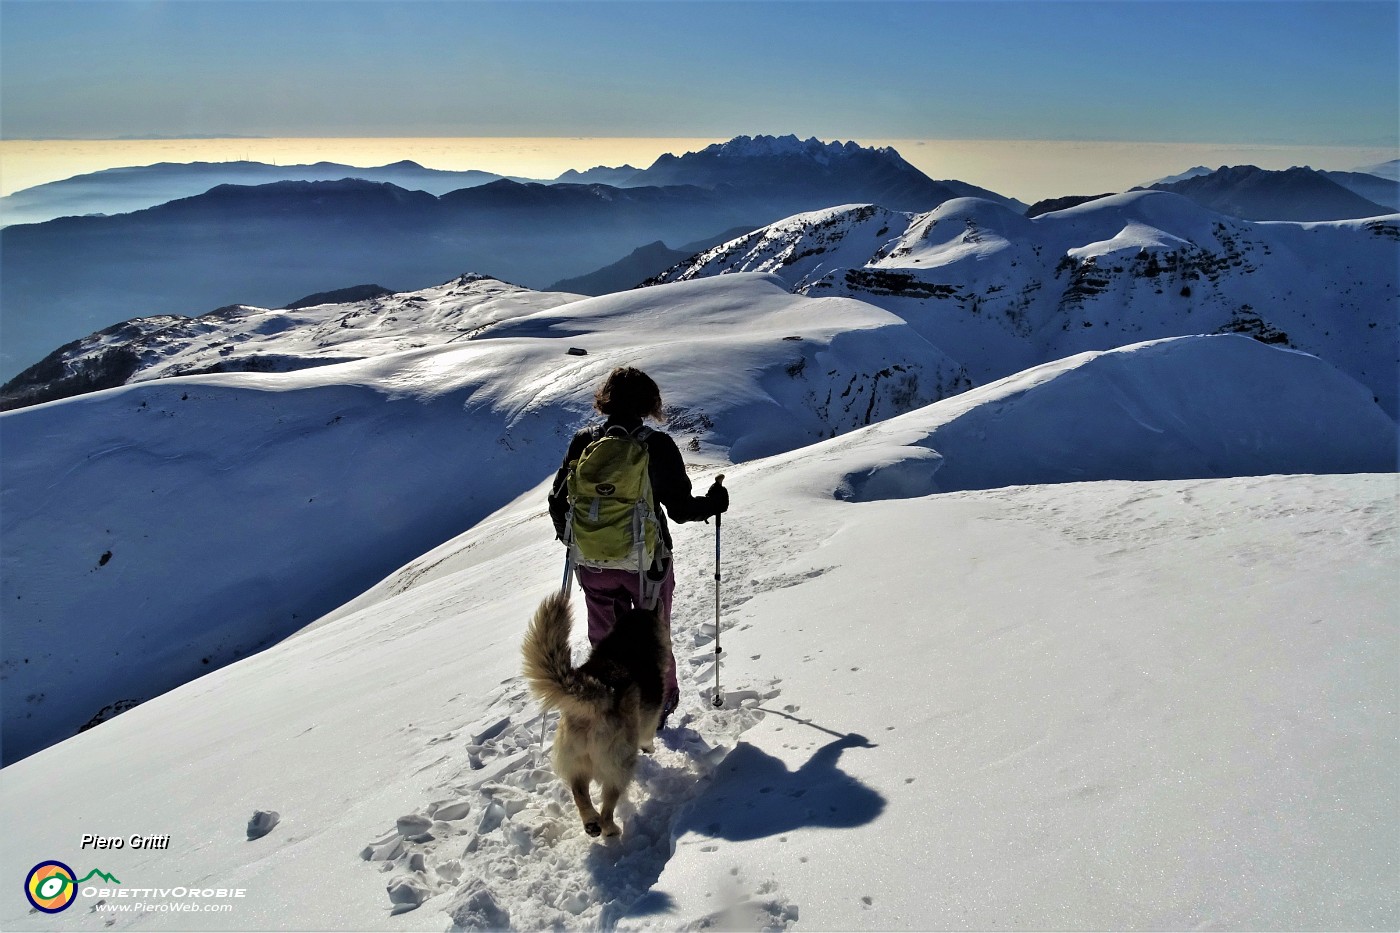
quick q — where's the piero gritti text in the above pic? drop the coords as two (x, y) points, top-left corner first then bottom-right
(82, 833), (171, 850)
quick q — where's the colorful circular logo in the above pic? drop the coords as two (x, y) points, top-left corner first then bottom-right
(25, 861), (77, 913)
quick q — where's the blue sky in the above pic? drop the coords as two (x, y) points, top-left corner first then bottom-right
(1, 0), (1396, 146)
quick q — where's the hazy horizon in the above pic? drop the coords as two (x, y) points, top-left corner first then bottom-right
(3, 135), (1395, 204)
(4, 1), (1394, 205)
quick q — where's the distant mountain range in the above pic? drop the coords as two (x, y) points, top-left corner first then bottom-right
(621, 135), (1021, 214)
(553, 136), (1025, 215)
(0, 136), (1020, 379)
(0, 135), (1023, 228)
(1142, 164), (1396, 221)
(0, 160), (528, 227)
(553, 165), (644, 186)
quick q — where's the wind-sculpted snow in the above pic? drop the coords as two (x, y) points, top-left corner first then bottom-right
(657, 190), (1400, 416)
(462, 275), (972, 460)
(827, 335), (1396, 499)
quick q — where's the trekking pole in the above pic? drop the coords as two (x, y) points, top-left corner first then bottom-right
(559, 551), (574, 598)
(711, 475), (725, 709)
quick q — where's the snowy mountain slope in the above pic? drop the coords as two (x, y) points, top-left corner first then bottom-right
(1024, 193), (1115, 218)
(0, 275), (971, 764)
(438, 274), (972, 460)
(819, 334), (1397, 497)
(635, 471), (1397, 932)
(656, 190), (1400, 416)
(1, 275), (584, 410)
(646, 204), (913, 292)
(0, 428), (1393, 929)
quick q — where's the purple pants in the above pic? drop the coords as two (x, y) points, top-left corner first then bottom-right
(575, 564), (679, 705)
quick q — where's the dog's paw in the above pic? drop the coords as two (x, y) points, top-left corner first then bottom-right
(601, 820), (621, 837)
(640, 742), (655, 754)
(584, 820), (602, 837)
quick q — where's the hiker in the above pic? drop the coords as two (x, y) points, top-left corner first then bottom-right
(548, 366), (728, 723)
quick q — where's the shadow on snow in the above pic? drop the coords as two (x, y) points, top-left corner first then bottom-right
(578, 723), (883, 927)
(680, 732), (886, 842)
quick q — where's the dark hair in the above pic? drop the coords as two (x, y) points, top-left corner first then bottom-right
(594, 366), (664, 422)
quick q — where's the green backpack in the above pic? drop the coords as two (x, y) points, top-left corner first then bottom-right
(565, 425), (664, 572)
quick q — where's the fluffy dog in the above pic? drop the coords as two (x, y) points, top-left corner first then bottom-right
(521, 591), (667, 837)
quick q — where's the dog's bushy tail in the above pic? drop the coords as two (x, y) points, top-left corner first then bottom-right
(522, 592), (610, 717)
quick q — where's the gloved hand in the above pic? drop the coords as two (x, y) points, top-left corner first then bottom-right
(706, 478), (729, 516)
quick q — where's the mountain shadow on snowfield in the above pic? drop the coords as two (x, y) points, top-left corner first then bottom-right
(677, 734), (886, 842)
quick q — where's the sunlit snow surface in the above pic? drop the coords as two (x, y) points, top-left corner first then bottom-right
(1, 272), (1395, 930)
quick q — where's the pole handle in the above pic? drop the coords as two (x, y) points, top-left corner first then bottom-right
(713, 473), (724, 534)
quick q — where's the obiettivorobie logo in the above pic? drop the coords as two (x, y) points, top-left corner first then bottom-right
(24, 861), (121, 913)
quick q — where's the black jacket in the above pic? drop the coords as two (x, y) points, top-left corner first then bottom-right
(548, 418), (718, 549)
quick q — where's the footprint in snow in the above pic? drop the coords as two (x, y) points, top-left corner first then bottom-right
(358, 508), (799, 929)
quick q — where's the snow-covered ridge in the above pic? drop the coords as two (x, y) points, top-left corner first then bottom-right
(0, 274), (585, 409)
(647, 204), (912, 291)
(656, 190), (1400, 416)
(818, 334), (1396, 499)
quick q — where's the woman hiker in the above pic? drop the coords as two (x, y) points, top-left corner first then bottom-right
(547, 366), (728, 726)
